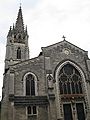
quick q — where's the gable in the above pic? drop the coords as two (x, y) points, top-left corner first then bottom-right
(42, 40), (88, 57)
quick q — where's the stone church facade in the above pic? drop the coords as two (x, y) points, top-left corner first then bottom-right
(1, 6), (90, 120)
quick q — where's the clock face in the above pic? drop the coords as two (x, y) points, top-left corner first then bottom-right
(63, 49), (70, 55)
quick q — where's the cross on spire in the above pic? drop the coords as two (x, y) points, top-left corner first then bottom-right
(62, 35), (66, 40)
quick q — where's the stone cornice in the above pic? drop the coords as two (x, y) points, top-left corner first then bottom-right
(9, 95), (49, 106)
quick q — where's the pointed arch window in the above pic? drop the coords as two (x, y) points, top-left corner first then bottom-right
(17, 47), (21, 59)
(59, 64), (83, 95)
(26, 74), (35, 96)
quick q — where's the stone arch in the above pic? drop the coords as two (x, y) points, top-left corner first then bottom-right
(55, 60), (89, 119)
(55, 60), (87, 91)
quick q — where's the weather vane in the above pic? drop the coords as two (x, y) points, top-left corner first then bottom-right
(62, 35), (66, 40)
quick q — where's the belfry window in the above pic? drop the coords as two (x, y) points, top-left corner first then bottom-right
(26, 74), (35, 96)
(17, 47), (21, 59)
(59, 64), (83, 95)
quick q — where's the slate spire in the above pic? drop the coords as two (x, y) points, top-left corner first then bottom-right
(15, 6), (24, 33)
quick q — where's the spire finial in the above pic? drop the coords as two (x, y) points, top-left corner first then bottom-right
(62, 35), (66, 40)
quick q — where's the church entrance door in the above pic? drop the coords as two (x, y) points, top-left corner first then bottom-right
(76, 103), (85, 120)
(63, 104), (73, 120)
(63, 103), (85, 120)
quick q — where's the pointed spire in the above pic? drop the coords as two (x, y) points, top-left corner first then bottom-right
(15, 6), (24, 33)
(7, 5), (29, 43)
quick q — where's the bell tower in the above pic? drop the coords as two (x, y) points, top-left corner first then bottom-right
(5, 6), (29, 69)
(1, 6), (29, 120)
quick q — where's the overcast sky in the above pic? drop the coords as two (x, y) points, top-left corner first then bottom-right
(0, 0), (90, 100)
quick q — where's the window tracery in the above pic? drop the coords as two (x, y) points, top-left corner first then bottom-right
(59, 64), (83, 95)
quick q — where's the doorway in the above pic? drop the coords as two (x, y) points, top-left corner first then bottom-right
(63, 103), (85, 120)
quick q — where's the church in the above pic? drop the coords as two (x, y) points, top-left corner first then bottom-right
(1, 6), (90, 120)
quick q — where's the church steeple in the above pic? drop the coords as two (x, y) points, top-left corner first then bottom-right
(15, 6), (24, 33)
(5, 6), (29, 69)
(7, 6), (28, 43)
